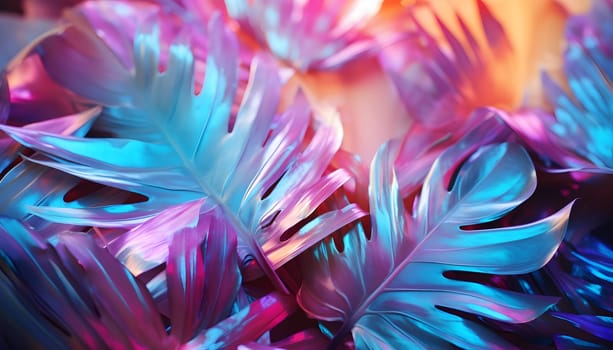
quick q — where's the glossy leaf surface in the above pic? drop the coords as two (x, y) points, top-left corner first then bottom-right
(504, 1), (613, 172)
(299, 142), (572, 349)
(1, 15), (364, 279)
(224, 0), (386, 70)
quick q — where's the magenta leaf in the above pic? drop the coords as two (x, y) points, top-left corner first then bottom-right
(184, 291), (297, 350)
(158, 201), (241, 341)
(0, 217), (175, 349)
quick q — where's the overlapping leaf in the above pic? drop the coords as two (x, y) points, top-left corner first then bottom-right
(381, 0), (514, 129)
(0, 218), (173, 350)
(0, 15), (364, 282)
(224, 0), (391, 71)
(503, 1), (613, 172)
(394, 108), (511, 196)
(0, 108), (100, 222)
(548, 236), (613, 315)
(298, 141), (573, 349)
(105, 199), (242, 342)
(0, 206), (294, 349)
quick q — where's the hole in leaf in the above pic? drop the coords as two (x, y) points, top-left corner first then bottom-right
(259, 210), (280, 230)
(280, 214), (314, 242)
(0, 148), (34, 179)
(63, 180), (106, 203)
(261, 171), (286, 200)
(262, 129), (274, 147)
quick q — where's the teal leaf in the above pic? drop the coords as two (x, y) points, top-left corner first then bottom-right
(0, 16), (364, 283)
(298, 142), (573, 349)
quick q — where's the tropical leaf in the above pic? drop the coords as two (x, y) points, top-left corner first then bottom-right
(565, 0), (613, 75)
(0, 209), (292, 349)
(503, 1), (613, 173)
(547, 236), (613, 315)
(165, 201), (242, 342)
(394, 108), (511, 197)
(298, 141), (573, 349)
(104, 199), (242, 342)
(224, 0), (392, 71)
(184, 291), (297, 350)
(381, 0), (514, 128)
(0, 108), (100, 222)
(0, 15), (364, 282)
(0, 217), (174, 350)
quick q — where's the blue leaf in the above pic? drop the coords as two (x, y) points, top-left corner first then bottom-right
(0, 16), (364, 285)
(298, 142), (573, 349)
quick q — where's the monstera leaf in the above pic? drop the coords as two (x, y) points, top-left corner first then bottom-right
(503, 1), (613, 172)
(103, 199), (242, 342)
(0, 15), (364, 283)
(224, 0), (388, 71)
(394, 109), (511, 197)
(298, 141), (573, 349)
(0, 212), (293, 349)
(381, 0), (515, 129)
(0, 108), (100, 222)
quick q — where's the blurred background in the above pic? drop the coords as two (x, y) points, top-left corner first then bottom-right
(0, 0), (22, 14)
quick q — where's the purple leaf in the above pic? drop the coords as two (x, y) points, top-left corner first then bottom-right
(0, 217), (176, 349)
(224, 0), (390, 70)
(381, 0), (513, 129)
(184, 291), (297, 350)
(553, 313), (613, 342)
(554, 336), (609, 350)
(166, 205), (241, 341)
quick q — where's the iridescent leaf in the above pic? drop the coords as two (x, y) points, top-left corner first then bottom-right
(0, 108), (100, 221)
(0, 218), (175, 349)
(184, 291), (297, 350)
(107, 200), (242, 342)
(547, 236), (613, 315)
(381, 0), (514, 128)
(298, 142), (573, 349)
(504, 1), (613, 173)
(224, 0), (390, 71)
(166, 205), (241, 341)
(1, 15), (364, 283)
(395, 108), (511, 196)
(0, 216), (290, 349)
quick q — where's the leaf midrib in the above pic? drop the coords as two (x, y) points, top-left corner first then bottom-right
(344, 150), (516, 336)
(148, 103), (254, 251)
